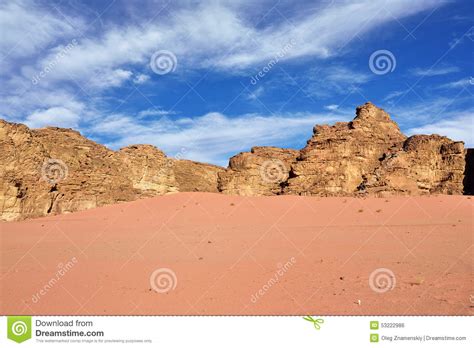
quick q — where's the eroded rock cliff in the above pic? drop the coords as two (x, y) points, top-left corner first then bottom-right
(0, 120), (223, 221)
(284, 102), (407, 195)
(218, 103), (468, 197)
(218, 146), (299, 195)
(361, 135), (465, 195)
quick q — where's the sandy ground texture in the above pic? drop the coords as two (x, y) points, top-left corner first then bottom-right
(1, 193), (473, 315)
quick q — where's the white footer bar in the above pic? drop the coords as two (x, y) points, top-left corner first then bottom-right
(1, 316), (472, 347)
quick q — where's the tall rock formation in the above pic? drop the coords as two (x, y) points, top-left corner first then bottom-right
(284, 102), (407, 195)
(218, 103), (467, 197)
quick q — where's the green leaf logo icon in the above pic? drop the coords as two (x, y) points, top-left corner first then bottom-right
(7, 316), (32, 343)
(303, 315), (324, 330)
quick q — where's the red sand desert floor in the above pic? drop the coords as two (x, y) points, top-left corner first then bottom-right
(1, 193), (473, 315)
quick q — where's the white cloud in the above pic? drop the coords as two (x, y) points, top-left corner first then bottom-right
(324, 104), (339, 111)
(386, 97), (465, 126)
(305, 66), (372, 97)
(214, 0), (445, 69)
(137, 108), (176, 118)
(86, 69), (133, 89)
(2, 85), (86, 122)
(0, 0), (81, 61)
(133, 74), (150, 84)
(17, 0), (444, 86)
(89, 111), (349, 165)
(406, 113), (474, 147)
(25, 106), (81, 129)
(383, 90), (405, 101)
(436, 78), (473, 89)
(246, 86), (264, 100)
(410, 66), (460, 77)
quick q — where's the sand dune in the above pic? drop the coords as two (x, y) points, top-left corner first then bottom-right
(1, 193), (472, 315)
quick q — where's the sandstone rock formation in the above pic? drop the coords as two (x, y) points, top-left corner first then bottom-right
(173, 159), (223, 193)
(284, 102), (407, 195)
(218, 103), (469, 197)
(218, 146), (299, 195)
(0, 120), (223, 221)
(0, 102), (470, 221)
(115, 145), (179, 196)
(361, 135), (465, 195)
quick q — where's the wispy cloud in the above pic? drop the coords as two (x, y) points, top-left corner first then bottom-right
(406, 112), (474, 147)
(0, 0), (82, 63)
(383, 90), (406, 101)
(436, 78), (473, 89)
(2, 0), (469, 164)
(384, 95), (473, 131)
(324, 104), (339, 111)
(409, 66), (460, 77)
(305, 66), (372, 98)
(25, 106), (82, 129)
(3, 0), (445, 88)
(88, 111), (349, 165)
(137, 108), (176, 118)
(246, 86), (265, 101)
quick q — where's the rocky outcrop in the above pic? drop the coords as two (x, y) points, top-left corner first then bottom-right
(219, 103), (468, 197)
(361, 135), (465, 195)
(0, 120), (136, 221)
(284, 102), (407, 195)
(173, 160), (222, 193)
(0, 102), (470, 221)
(115, 145), (179, 196)
(218, 146), (299, 195)
(0, 120), (223, 221)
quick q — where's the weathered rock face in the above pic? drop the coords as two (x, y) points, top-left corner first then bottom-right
(0, 120), (136, 221)
(173, 160), (222, 193)
(361, 135), (466, 195)
(218, 146), (299, 195)
(285, 102), (407, 195)
(0, 120), (223, 221)
(115, 145), (179, 196)
(218, 103), (467, 197)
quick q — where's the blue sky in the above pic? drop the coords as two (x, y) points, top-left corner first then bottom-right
(1, 0), (473, 165)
